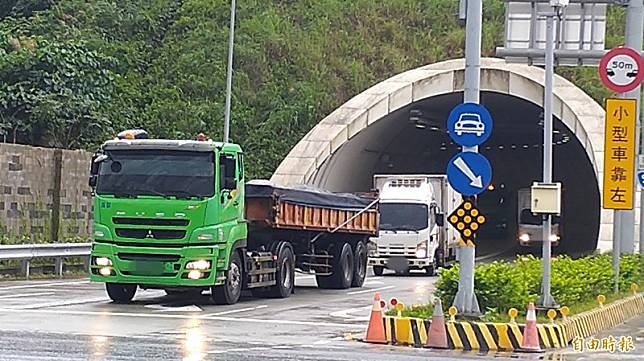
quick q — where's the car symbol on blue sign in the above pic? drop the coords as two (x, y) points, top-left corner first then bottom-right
(447, 103), (493, 147)
(446, 152), (492, 196)
(637, 171), (644, 189)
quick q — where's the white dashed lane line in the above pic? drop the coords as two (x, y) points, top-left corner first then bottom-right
(0, 280), (90, 291)
(346, 285), (395, 295)
(0, 292), (56, 300)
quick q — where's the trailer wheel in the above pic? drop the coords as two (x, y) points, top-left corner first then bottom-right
(106, 283), (137, 303)
(212, 251), (243, 305)
(372, 266), (385, 276)
(351, 241), (367, 287)
(316, 242), (354, 289)
(268, 245), (295, 298)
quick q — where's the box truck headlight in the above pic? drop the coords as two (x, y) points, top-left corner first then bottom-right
(549, 234), (560, 243)
(186, 260), (211, 270)
(519, 234), (530, 243)
(415, 240), (428, 259)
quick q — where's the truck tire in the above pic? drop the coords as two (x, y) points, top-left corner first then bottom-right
(316, 242), (354, 289)
(106, 283), (137, 303)
(212, 251), (243, 305)
(268, 245), (295, 298)
(372, 266), (385, 276)
(351, 241), (367, 287)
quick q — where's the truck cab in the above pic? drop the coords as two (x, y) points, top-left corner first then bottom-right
(368, 175), (457, 276)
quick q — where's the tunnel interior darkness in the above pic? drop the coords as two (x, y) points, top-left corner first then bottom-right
(313, 91), (600, 257)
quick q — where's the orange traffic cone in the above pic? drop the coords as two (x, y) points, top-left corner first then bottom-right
(520, 302), (542, 352)
(426, 298), (448, 348)
(364, 292), (387, 344)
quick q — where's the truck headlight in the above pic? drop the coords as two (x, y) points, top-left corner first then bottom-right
(186, 260), (211, 270)
(519, 234), (530, 242)
(95, 257), (112, 266)
(549, 234), (560, 243)
(415, 248), (427, 259)
(197, 233), (214, 240)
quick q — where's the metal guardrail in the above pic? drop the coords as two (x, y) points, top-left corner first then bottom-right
(0, 243), (91, 278)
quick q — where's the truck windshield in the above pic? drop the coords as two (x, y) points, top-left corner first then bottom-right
(379, 203), (428, 231)
(96, 150), (214, 198)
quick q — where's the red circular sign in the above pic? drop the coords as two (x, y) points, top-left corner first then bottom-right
(599, 47), (644, 93)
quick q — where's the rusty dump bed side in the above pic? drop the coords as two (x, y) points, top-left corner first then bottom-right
(244, 181), (379, 236)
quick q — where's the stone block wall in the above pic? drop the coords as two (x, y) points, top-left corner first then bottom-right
(0, 143), (92, 242)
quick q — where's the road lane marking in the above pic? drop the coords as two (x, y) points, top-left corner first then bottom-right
(0, 280), (90, 291)
(0, 292), (55, 300)
(12, 297), (109, 309)
(329, 305), (371, 322)
(0, 307), (360, 328)
(144, 304), (203, 312)
(203, 305), (268, 317)
(346, 285), (394, 295)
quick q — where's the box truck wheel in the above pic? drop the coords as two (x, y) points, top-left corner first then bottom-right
(106, 283), (136, 303)
(316, 242), (354, 289)
(351, 240), (367, 287)
(372, 266), (385, 276)
(268, 244), (295, 298)
(212, 251), (243, 305)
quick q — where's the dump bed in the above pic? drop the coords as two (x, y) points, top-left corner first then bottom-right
(245, 181), (379, 236)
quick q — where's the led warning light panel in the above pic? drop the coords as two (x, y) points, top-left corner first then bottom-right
(447, 200), (486, 244)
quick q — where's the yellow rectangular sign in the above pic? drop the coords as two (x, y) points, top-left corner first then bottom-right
(603, 98), (637, 210)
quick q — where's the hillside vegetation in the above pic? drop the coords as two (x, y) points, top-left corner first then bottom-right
(0, 0), (626, 178)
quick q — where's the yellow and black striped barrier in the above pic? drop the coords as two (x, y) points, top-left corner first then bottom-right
(382, 316), (566, 351)
(559, 293), (644, 343)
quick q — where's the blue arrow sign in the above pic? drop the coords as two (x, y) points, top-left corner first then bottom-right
(447, 103), (493, 147)
(638, 171), (644, 190)
(447, 152), (492, 196)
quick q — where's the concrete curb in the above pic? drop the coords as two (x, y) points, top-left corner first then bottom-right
(381, 316), (565, 351)
(559, 293), (644, 342)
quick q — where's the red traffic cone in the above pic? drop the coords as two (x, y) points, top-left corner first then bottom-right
(364, 292), (387, 344)
(426, 298), (448, 349)
(520, 302), (542, 352)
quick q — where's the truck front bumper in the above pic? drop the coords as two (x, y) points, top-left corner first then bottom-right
(89, 242), (224, 287)
(368, 257), (433, 269)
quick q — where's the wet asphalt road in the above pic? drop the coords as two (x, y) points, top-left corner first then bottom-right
(0, 270), (641, 360)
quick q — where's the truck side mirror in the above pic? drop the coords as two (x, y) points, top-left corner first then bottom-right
(435, 213), (444, 227)
(88, 153), (101, 188)
(88, 175), (97, 188)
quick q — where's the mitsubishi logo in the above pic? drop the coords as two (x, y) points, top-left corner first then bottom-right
(146, 230), (154, 239)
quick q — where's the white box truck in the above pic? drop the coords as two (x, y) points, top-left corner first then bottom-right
(368, 175), (459, 276)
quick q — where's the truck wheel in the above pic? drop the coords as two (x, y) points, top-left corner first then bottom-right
(212, 251), (243, 305)
(106, 283), (137, 303)
(316, 242), (354, 289)
(351, 241), (367, 287)
(269, 245), (295, 298)
(372, 266), (385, 276)
(425, 265), (436, 276)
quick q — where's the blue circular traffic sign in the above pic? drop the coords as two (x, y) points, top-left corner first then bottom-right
(446, 152), (492, 196)
(447, 103), (493, 147)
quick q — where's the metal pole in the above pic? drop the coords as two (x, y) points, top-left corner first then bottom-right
(537, 11), (558, 309)
(223, 0), (236, 143)
(453, 0), (482, 317)
(626, 0), (644, 255)
(613, 209), (622, 293)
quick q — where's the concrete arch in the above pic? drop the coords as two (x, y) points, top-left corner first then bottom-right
(271, 58), (612, 252)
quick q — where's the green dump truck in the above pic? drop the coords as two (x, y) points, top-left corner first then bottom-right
(88, 130), (379, 304)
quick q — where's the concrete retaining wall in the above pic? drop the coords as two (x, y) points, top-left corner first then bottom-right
(0, 143), (92, 242)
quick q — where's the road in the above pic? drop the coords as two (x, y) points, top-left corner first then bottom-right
(0, 270), (640, 360)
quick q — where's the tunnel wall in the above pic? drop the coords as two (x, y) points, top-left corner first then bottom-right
(271, 58), (624, 253)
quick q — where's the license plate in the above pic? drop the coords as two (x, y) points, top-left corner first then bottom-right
(133, 261), (165, 275)
(386, 257), (409, 272)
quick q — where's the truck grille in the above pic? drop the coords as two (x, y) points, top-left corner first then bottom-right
(115, 229), (186, 240)
(113, 218), (189, 226)
(376, 245), (416, 257)
(117, 253), (181, 262)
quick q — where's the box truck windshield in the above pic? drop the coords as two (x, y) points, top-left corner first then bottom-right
(379, 203), (428, 231)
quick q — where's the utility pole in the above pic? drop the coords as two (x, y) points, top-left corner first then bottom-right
(223, 0), (237, 143)
(453, 0), (482, 316)
(625, 0), (644, 255)
(536, 0), (567, 309)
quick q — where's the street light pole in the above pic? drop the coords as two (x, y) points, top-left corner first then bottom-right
(223, 0), (237, 143)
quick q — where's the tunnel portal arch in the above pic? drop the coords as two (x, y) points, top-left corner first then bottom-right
(271, 58), (612, 254)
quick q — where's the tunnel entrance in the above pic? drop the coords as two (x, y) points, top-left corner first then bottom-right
(312, 91), (599, 257)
